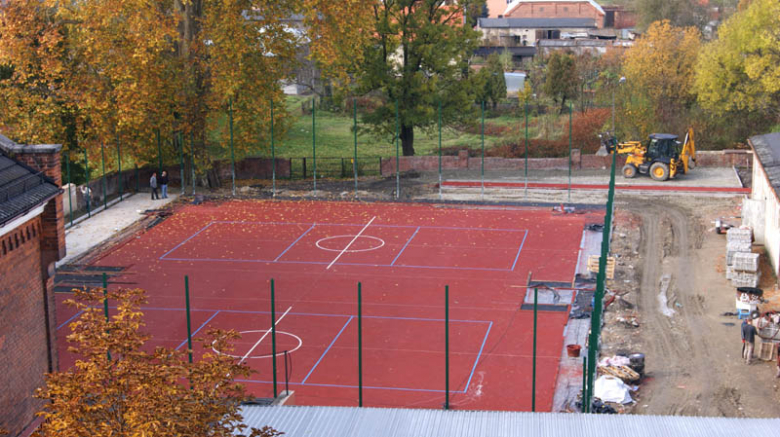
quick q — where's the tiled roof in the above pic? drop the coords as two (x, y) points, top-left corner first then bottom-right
(749, 132), (780, 196)
(478, 17), (597, 28)
(0, 150), (61, 227)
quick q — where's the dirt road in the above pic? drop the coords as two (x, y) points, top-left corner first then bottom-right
(607, 198), (780, 417)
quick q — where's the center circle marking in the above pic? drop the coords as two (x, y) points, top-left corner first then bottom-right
(211, 330), (302, 359)
(316, 235), (385, 253)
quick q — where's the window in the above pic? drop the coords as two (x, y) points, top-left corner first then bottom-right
(563, 6), (568, 11)
(1, 240), (5, 255)
(538, 6), (544, 11)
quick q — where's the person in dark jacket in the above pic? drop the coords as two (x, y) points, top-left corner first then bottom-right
(150, 172), (159, 200)
(160, 170), (169, 199)
(742, 318), (757, 364)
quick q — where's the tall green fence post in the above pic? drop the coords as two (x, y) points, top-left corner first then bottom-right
(66, 152), (73, 226)
(438, 100), (442, 200)
(116, 135), (122, 201)
(524, 102), (529, 199)
(135, 164), (139, 193)
(358, 282), (363, 407)
(271, 278), (278, 398)
(444, 285), (450, 410)
(568, 101), (573, 203)
(185, 275), (193, 363)
(157, 129), (162, 175)
(271, 100), (276, 197)
(229, 98), (236, 196)
(353, 98), (358, 198)
(84, 148), (91, 218)
(312, 99), (317, 195)
(481, 100), (485, 198)
(532, 287), (538, 412)
(100, 142), (107, 210)
(102, 273), (111, 361)
(395, 99), (400, 200)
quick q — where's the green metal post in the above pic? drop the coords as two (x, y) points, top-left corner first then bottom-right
(312, 99), (317, 195)
(179, 132), (185, 195)
(395, 99), (400, 200)
(84, 148), (91, 218)
(66, 152), (73, 226)
(568, 101), (573, 203)
(271, 278), (278, 398)
(353, 98), (358, 198)
(229, 98), (236, 196)
(156, 129), (162, 175)
(101, 142), (107, 210)
(185, 275), (193, 363)
(444, 285), (450, 410)
(102, 273), (111, 361)
(135, 164), (139, 193)
(481, 100), (485, 197)
(532, 287), (538, 412)
(438, 100), (442, 200)
(358, 282), (363, 407)
(524, 103), (529, 199)
(116, 135), (122, 201)
(271, 100), (276, 197)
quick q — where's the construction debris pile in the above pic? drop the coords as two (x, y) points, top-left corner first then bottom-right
(726, 228), (759, 287)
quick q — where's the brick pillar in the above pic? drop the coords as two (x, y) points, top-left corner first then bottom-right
(5, 144), (66, 268)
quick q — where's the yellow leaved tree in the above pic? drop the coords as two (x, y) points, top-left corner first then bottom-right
(33, 288), (280, 437)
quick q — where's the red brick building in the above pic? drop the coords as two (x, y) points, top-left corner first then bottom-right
(0, 134), (65, 437)
(503, 0), (606, 28)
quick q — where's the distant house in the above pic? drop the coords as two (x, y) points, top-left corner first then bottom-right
(502, 0), (606, 28)
(476, 17), (597, 63)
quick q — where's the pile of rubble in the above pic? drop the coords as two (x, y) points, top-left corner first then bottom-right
(726, 228), (759, 287)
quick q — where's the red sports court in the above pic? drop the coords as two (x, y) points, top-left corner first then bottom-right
(55, 200), (601, 411)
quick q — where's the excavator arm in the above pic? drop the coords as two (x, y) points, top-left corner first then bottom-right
(679, 128), (696, 174)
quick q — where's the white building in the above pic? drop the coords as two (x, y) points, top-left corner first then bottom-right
(744, 132), (780, 277)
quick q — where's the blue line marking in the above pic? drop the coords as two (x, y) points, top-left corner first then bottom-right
(56, 310), (84, 331)
(159, 222), (214, 260)
(510, 230), (529, 271)
(176, 310), (221, 350)
(274, 224), (316, 261)
(235, 379), (452, 393)
(301, 316), (353, 384)
(390, 227), (419, 266)
(462, 321), (493, 392)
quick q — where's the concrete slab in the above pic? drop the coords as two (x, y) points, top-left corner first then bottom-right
(57, 192), (178, 267)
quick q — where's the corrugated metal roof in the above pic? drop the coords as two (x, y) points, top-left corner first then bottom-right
(478, 17), (597, 28)
(0, 146), (61, 227)
(750, 133), (780, 194)
(240, 405), (780, 437)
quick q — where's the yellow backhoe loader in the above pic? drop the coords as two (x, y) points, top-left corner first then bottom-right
(599, 128), (696, 181)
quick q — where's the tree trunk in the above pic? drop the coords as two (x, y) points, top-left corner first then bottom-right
(400, 124), (415, 156)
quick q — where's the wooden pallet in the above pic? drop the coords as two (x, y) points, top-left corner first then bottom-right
(587, 255), (615, 279)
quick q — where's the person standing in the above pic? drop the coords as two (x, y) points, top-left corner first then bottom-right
(160, 170), (169, 199)
(742, 318), (757, 364)
(150, 172), (159, 200)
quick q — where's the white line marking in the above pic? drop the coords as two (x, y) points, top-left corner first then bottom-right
(326, 216), (376, 270)
(239, 306), (292, 364)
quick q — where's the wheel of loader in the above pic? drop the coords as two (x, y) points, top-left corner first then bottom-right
(650, 162), (670, 181)
(622, 164), (638, 178)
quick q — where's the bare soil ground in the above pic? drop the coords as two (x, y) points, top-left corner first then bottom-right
(604, 195), (780, 417)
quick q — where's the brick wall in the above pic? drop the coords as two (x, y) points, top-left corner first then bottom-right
(380, 149), (752, 175)
(505, 1), (605, 27)
(12, 147), (66, 267)
(0, 216), (55, 437)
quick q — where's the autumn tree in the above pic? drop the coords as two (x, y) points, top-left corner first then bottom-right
(33, 288), (279, 437)
(474, 53), (507, 109)
(358, 0), (485, 156)
(543, 52), (577, 114)
(695, 0), (780, 121)
(621, 20), (701, 136)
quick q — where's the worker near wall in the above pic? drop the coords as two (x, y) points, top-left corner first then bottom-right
(742, 319), (757, 364)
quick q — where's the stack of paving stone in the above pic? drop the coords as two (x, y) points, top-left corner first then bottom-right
(726, 228), (758, 287)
